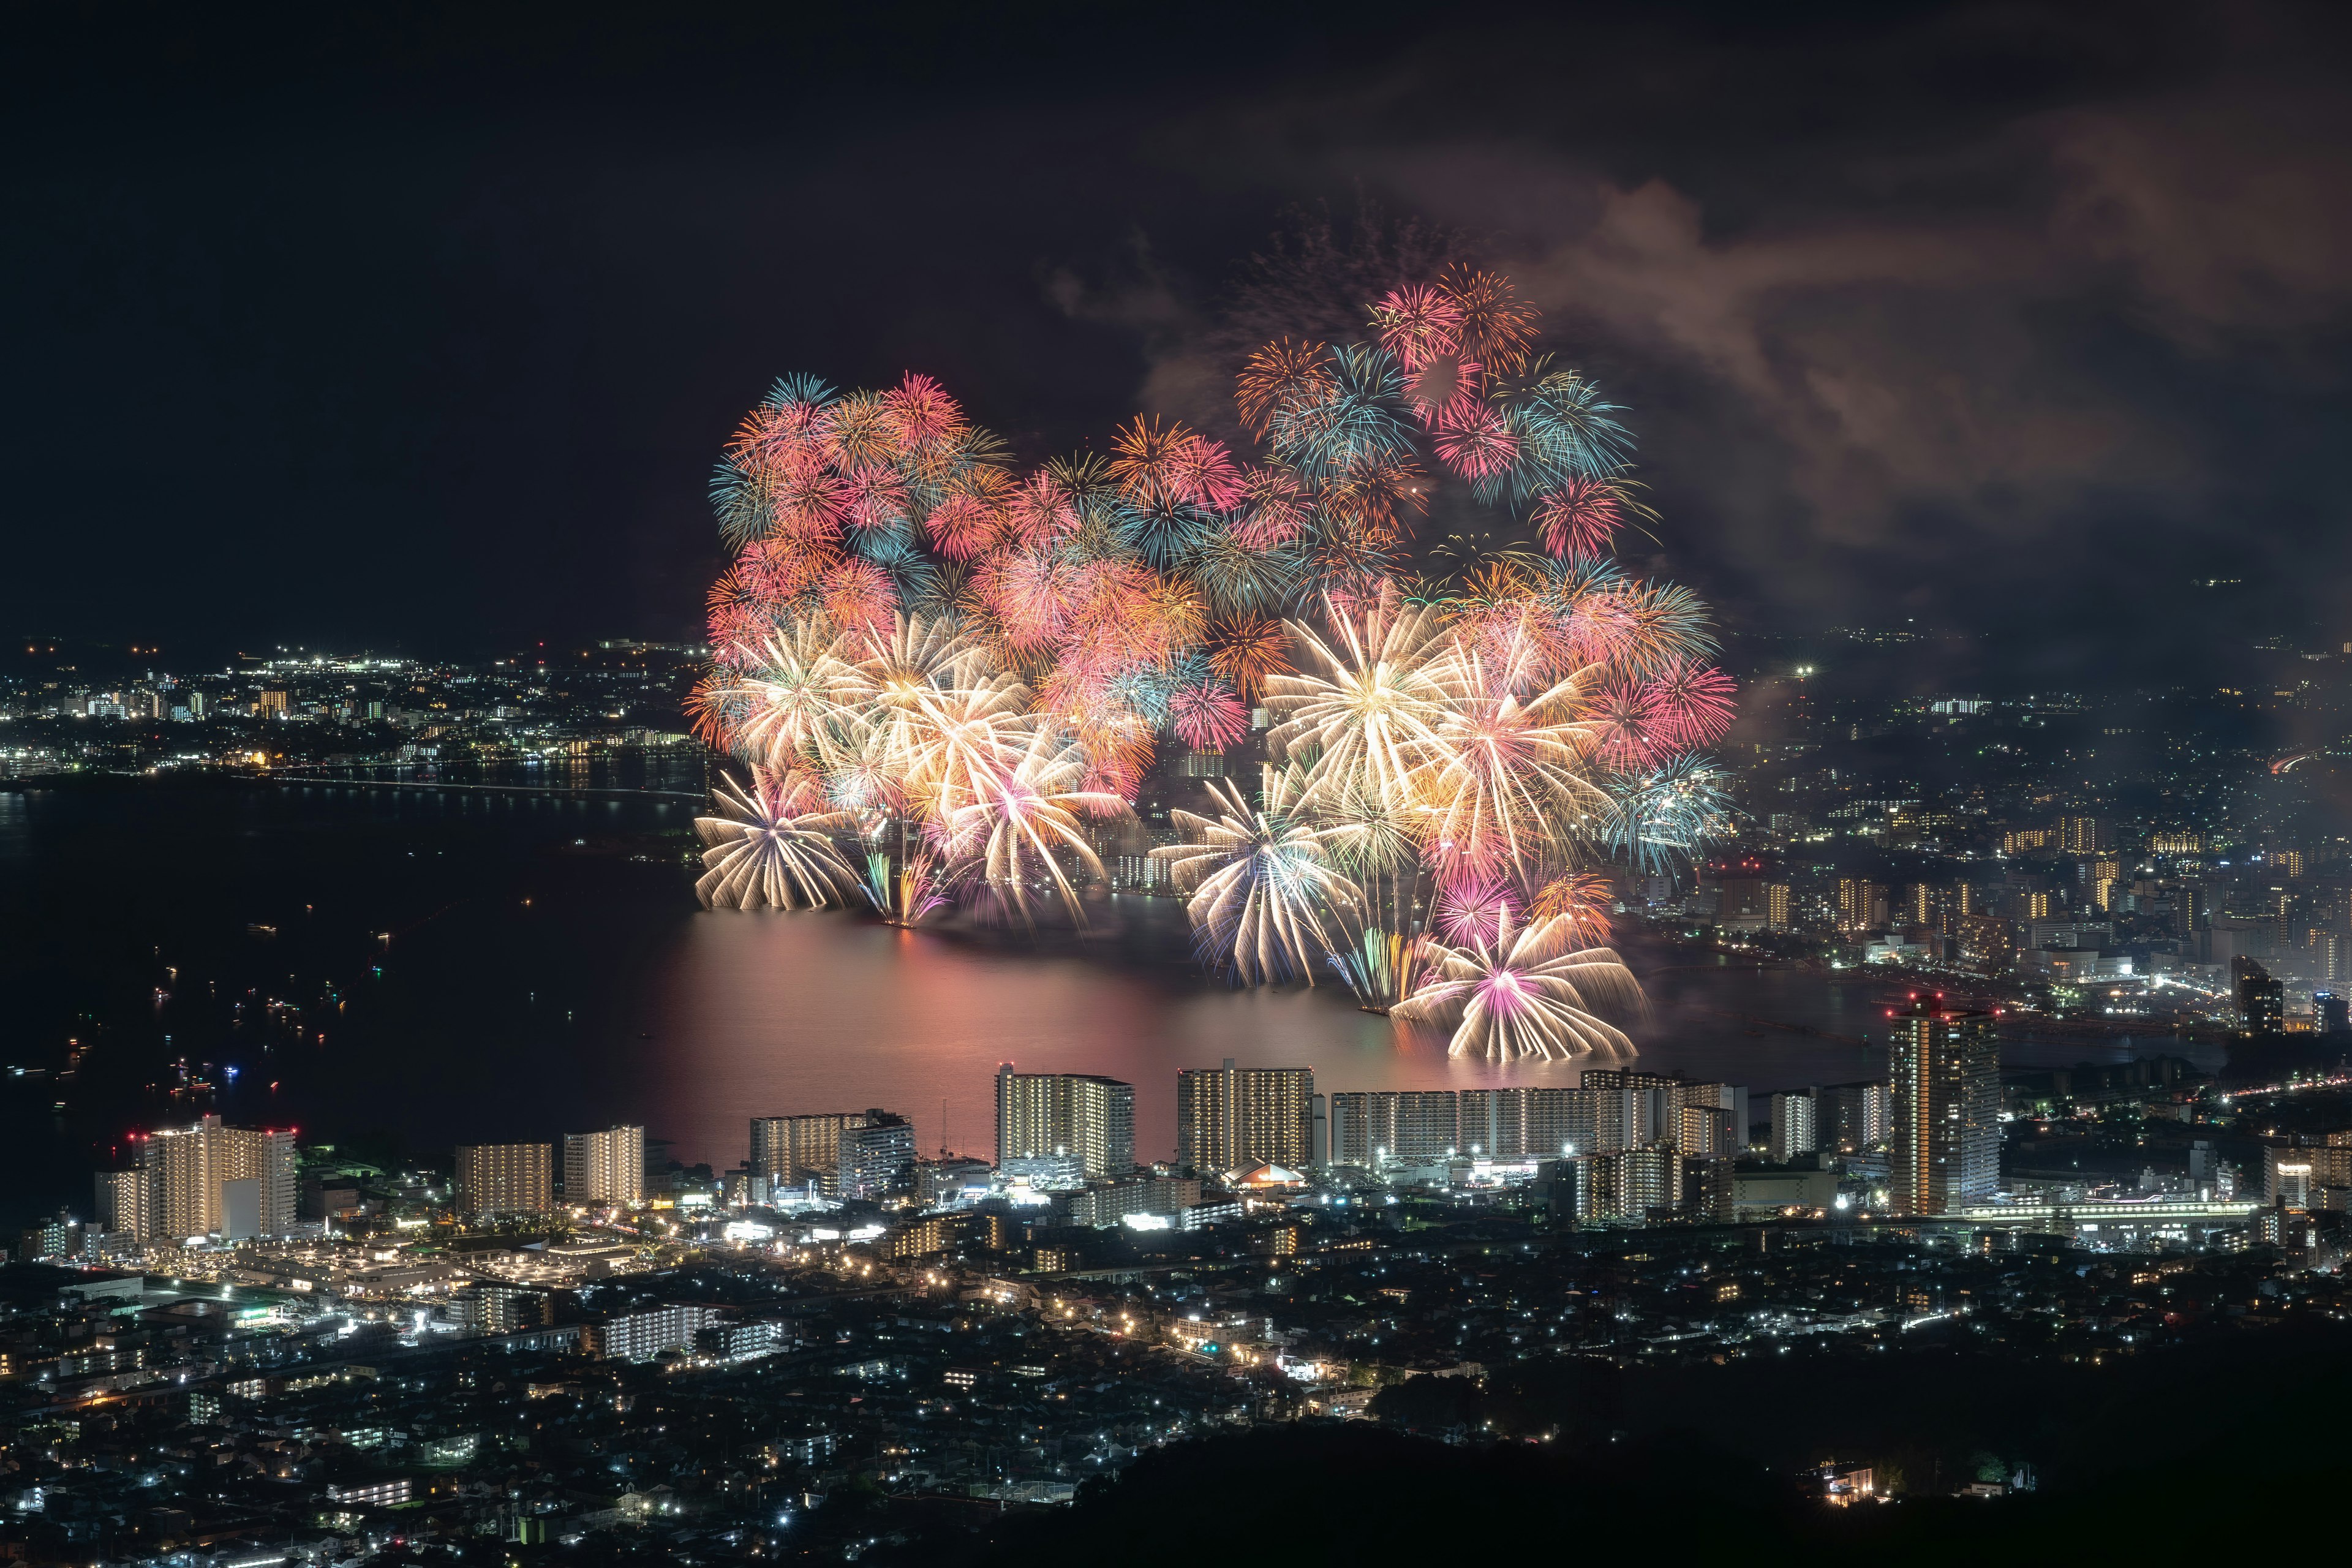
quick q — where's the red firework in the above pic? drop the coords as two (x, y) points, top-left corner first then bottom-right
(771, 458), (850, 543)
(883, 371), (967, 450)
(1585, 676), (1661, 771)
(1370, 284), (1464, 371)
(1642, 661), (1736, 748)
(1229, 466), (1307, 548)
(1007, 471), (1079, 546)
(1432, 399), (1519, 481)
(1532, 475), (1623, 559)
(1170, 681), (1249, 752)
(820, 558), (897, 633)
(924, 491), (1000, 559)
(1167, 434), (1246, 512)
(839, 464), (910, 532)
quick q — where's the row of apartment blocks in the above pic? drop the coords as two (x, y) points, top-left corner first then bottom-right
(93, 1121), (652, 1239)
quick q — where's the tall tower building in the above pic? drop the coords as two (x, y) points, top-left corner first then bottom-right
(748, 1110), (922, 1197)
(562, 1126), (645, 1207)
(1835, 879), (1887, 933)
(1890, 997), (2000, 1216)
(456, 1142), (555, 1217)
(993, 1068), (1136, 1178)
(1765, 883), (1792, 931)
(837, 1114), (916, 1200)
(145, 1116), (298, 1239)
(1176, 1059), (1314, 1174)
(2233, 958), (2284, 1036)
(748, 1112), (872, 1193)
(94, 1169), (156, 1243)
(1768, 1091), (1817, 1163)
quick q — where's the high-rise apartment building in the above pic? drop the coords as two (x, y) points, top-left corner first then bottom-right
(1890, 998), (1999, 1216)
(1817, 1080), (1893, 1153)
(748, 1112), (873, 1193)
(145, 1116), (297, 1239)
(93, 1169), (155, 1243)
(1765, 883), (1792, 931)
(1327, 1090), (1461, 1167)
(748, 1110), (919, 1197)
(456, 1142), (555, 1217)
(1835, 879), (1887, 933)
(1581, 1071), (1743, 1155)
(2233, 957), (2284, 1035)
(993, 1068), (1136, 1178)
(1459, 1087), (1604, 1159)
(1900, 883), (1934, 925)
(1768, 1091), (1817, 1163)
(562, 1126), (645, 1207)
(1177, 1060), (1314, 1174)
(837, 1114), (916, 1200)
(2057, 815), (2110, 853)
(1568, 1144), (1681, 1224)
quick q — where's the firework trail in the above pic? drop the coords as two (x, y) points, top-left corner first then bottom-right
(694, 769), (860, 911)
(1393, 909), (1642, 1061)
(1152, 768), (1357, 986)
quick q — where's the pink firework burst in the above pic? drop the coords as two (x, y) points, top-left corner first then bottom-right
(1169, 681), (1249, 752)
(924, 491), (1001, 560)
(1586, 676), (1662, 771)
(1642, 661), (1736, 748)
(1166, 434), (1246, 513)
(1007, 472), (1079, 546)
(770, 456), (849, 543)
(1229, 466), (1307, 548)
(820, 558), (897, 633)
(883, 371), (967, 451)
(1532, 475), (1624, 559)
(1436, 874), (1520, 948)
(839, 464), (910, 532)
(1432, 399), (1519, 481)
(1371, 283), (1465, 371)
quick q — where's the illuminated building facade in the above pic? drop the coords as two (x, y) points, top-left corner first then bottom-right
(1890, 998), (1999, 1216)
(456, 1142), (555, 1216)
(1177, 1059), (1314, 1174)
(562, 1125), (645, 1207)
(993, 1068), (1136, 1178)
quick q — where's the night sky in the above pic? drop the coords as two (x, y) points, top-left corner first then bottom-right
(10, 2), (2351, 681)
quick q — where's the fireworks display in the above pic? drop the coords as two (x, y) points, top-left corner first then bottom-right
(689, 261), (1735, 1059)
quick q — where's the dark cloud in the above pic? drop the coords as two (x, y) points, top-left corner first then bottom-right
(5, 1), (2349, 681)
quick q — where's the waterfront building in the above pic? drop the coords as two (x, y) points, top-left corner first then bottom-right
(1768, 1091), (1818, 1163)
(143, 1115), (298, 1240)
(994, 1067), (1136, 1178)
(837, 1114), (917, 1201)
(455, 1142), (555, 1217)
(748, 1112), (873, 1193)
(1890, 997), (1999, 1216)
(1328, 1090), (1459, 1167)
(1460, 1087), (1604, 1159)
(1177, 1060), (1314, 1175)
(562, 1125), (645, 1207)
(92, 1169), (155, 1243)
